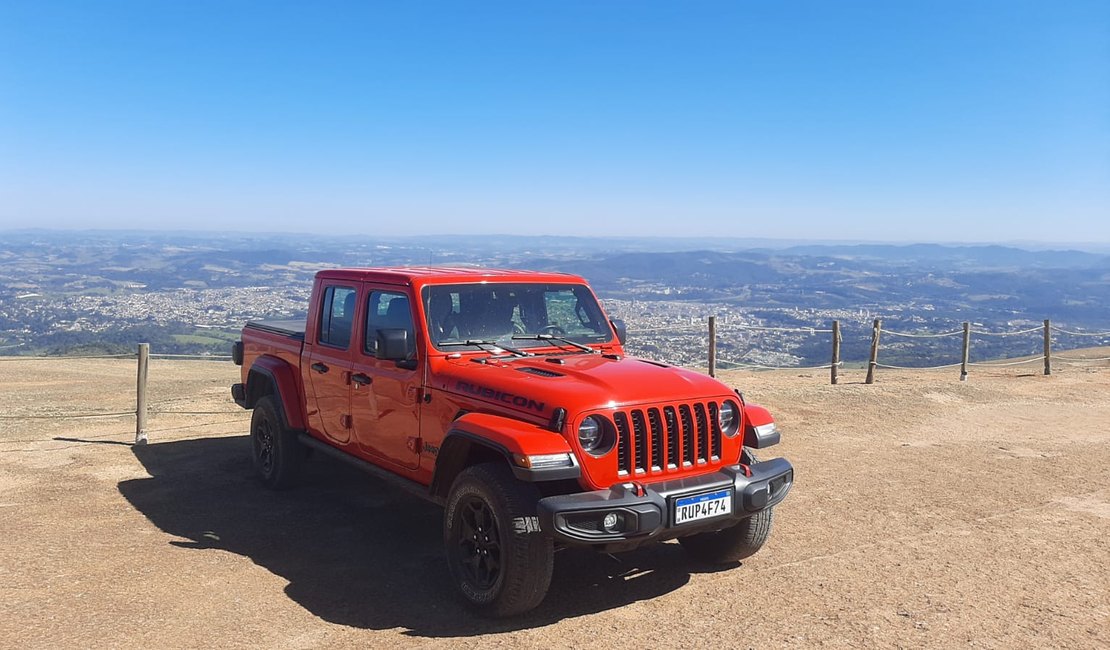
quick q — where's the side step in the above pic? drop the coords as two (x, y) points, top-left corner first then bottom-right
(296, 434), (443, 506)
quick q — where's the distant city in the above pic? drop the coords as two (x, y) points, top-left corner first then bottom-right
(2, 230), (1109, 367)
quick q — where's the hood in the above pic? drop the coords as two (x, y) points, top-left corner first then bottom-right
(432, 352), (734, 420)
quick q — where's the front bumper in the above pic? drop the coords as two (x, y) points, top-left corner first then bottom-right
(537, 457), (793, 550)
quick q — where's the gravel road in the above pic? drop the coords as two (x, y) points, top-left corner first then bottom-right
(1, 356), (1107, 648)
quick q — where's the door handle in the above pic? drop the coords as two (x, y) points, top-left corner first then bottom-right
(351, 372), (372, 387)
(311, 362), (329, 374)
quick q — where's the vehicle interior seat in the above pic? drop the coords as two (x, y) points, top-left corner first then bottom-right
(428, 292), (458, 343)
(331, 291), (356, 348)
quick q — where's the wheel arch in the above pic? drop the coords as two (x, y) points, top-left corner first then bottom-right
(245, 356), (307, 430)
(429, 434), (509, 501)
(430, 412), (580, 501)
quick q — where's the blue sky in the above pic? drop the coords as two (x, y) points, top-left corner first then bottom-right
(1, 1), (1107, 243)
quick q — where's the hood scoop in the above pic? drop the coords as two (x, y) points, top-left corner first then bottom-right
(516, 366), (564, 378)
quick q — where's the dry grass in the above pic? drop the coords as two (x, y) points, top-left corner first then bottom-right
(1, 354), (1108, 649)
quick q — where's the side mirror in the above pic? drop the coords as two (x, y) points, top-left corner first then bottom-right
(610, 318), (627, 345)
(376, 328), (413, 363)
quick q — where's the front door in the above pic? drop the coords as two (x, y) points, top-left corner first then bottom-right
(305, 283), (358, 445)
(350, 286), (422, 470)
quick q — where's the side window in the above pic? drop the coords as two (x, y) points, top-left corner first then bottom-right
(318, 285), (357, 349)
(364, 290), (414, 356)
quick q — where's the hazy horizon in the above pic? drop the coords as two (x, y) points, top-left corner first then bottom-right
(4, 226), (1110, 254)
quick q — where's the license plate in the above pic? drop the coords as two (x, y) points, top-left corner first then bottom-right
(673, 489), (733, 525)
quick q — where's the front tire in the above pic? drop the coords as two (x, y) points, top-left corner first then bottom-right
(444, 463), (553, 617)
(679, 449), (774, 563)
(250, 395), (305, 489)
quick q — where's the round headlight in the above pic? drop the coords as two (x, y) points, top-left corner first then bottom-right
(719, 401), (740, 437)
(578, 416), (603, 451)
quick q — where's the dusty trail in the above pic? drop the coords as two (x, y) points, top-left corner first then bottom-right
(1, 356), (1107, 648)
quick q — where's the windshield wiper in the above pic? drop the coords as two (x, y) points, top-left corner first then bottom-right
(439, 340), (532, 357)
(512, 334), (598, 354)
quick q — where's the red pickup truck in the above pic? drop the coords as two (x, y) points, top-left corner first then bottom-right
(232, 267), (792, 616)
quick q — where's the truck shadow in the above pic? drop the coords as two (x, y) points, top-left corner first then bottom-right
(119, 436), (734, 637)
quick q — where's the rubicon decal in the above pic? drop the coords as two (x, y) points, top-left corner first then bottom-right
(455, 381), (545, 412)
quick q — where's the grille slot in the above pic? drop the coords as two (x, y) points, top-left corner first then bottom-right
(602, 401), (723, 477)
(707, 402), (722, 459)
(694, 403), (709, 463)
(630, 410), (648, 473)
(647, 408), (664, 471)
(615, 412), (632, 475)
(679, 405), (695, 465)
(664, 406), (679, 468)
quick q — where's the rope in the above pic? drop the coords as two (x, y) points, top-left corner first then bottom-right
(626, 325), (704, 335)
(1050, 326), (1110, 337)
(883, 329), (963, 338)
(731, 324), (834, 333)
(149, 354), (232, 360)
(971, 326), (1043, 337)
(0, 411), (133, 420)
(1054, 355), (1110, 362)
(0, 409), (248, 420)
(0, 354), (135, 361)
(717, 359), (842, 370)
(150, 410), (247, 415)
(874, 361), (964, 370)
(967, 356), (1045, 367)
(629, 323), (834, 335)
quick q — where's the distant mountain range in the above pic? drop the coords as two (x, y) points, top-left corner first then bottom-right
(1, 229), (1108, 363)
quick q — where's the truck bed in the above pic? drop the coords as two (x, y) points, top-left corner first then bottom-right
(245, 320), (306, 340)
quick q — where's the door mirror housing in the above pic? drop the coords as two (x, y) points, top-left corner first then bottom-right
(376, 328), (413, 363)
(610, 318), (627, 345)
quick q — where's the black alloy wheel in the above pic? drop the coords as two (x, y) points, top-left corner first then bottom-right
(249, 395), (305, 489)
(443, 463), (553, 616)
(455, 495), (502, 590)
(252, 414), (275, 476)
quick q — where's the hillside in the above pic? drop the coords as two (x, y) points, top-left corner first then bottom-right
(1, 356), (1107, 648)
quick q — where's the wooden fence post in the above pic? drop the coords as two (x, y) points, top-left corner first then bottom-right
(830, 320), (841, 385)
(136, 343), (149, 445)
(865, 318), (882, 384)
(960, 321), (970, 382)
(707, 315), (717, 378)
(1043, 319), (1051, 376)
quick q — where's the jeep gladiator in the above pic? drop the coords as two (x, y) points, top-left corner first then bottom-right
(232, 267), (793, 616)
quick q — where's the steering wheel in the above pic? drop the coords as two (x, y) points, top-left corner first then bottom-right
(540, 324), (566, 336)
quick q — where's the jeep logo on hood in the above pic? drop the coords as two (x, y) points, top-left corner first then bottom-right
(455, 380), (545, 413)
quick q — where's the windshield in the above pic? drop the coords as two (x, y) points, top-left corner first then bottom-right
(423, 283), (614, 351)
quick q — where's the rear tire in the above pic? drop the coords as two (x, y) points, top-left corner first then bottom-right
(444, 463), (553, 617)
(250, 395), (305, 489)
(679, 449), (773, 563)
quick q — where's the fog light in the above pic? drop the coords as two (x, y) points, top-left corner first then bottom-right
(602, 512), (619, 532)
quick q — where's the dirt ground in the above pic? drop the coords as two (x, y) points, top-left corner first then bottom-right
(1, 354), (1107, 649)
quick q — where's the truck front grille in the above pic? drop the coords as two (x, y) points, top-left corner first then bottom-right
(607, 401), (723, 476)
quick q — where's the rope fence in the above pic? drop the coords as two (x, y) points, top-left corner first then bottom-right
(1, 316), (1108, 441)
(0, 344), (248, 445)
(626, 315), (1109, 385)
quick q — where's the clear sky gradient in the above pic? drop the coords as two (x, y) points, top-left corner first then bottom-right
(1, 1), (1107, 243)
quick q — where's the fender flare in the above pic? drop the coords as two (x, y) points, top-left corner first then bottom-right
(430, 412), (579, 499)
(245, 355), (307, 430)
(742, 403), (780, 448)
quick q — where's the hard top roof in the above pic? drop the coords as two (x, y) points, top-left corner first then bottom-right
(315, 266), (588, 286)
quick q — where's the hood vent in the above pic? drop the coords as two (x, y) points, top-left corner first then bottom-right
(516, 367), (564, 378)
